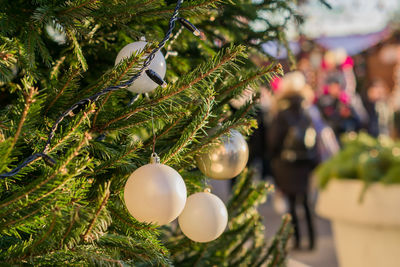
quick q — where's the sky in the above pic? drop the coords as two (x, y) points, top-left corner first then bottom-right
(299, 0), (400, 38)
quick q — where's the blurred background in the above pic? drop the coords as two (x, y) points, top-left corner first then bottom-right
(213, 0), (400, 266)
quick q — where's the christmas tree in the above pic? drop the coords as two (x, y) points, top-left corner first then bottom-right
(0, 0), (296, 265)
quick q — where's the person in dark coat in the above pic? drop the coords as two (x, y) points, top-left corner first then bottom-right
(362, 79), (392, 137)
(268, 72), (318, 250)
(317, 76), (361, 140)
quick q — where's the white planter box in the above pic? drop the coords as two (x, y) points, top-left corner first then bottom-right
(316, 179), (400, 267)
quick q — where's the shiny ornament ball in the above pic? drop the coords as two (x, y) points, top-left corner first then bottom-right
(196, 130), (249, 179)
(124, 161), (187, 225)
(178, 191), (228, 242)
(115, 41), (166, 94)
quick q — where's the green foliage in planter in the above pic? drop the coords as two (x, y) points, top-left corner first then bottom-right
(315, 132), (400, 189)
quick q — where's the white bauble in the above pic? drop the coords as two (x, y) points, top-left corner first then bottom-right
(178, 191), (228, 242)
(115, 41), (166, 94)
(196, 130), (249, 180)
(124, 160), (187, 225)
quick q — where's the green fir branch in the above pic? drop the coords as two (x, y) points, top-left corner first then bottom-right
(97, 45), (245, 132)
(82, 181), (110, 242)
(67, 30), (88, 71)
(0, 133), (90, 213)
(162, 97), (213, 164)
(45, 68), (81, 114)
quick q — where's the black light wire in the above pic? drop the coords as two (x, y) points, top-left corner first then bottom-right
(0, 0), (200, 177)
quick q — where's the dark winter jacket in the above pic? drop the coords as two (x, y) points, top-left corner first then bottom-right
(317, 94), (361, 138)
(268, 95), (317, 194)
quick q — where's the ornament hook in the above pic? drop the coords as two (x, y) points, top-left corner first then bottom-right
(150, 153), (160, 164)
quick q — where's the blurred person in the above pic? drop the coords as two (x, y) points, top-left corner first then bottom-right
(318, 50), (368, 126)
(363, 79), (393, 137)
(391, 63), (400, 138)
(231, 86), (273, 186)
(297, 53), (318, 90)
(340, 55), (369, 127)
(318, 49), (352, 95)
(268, 72), (318, 250)
(392, 86), (400, 138)
(317, 75), (361, 139)
(303, 85), (340, 161)
(247, 109), (272, 180)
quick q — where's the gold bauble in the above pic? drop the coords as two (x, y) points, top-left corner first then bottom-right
(196, 130), (249, 180)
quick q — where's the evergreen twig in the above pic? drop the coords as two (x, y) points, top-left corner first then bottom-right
(60, 205), (80, 249)
(82, 182), (110, 242)
(10, 87), (38, 151)
(0, 133), (90, 210)
(98, 47), (242, 131)
(45, 69), (80, 114)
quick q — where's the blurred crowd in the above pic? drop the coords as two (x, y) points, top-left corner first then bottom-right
(244, 48), (400, 251)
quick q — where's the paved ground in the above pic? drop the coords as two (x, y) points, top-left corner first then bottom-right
(210, 179), (338, 267)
